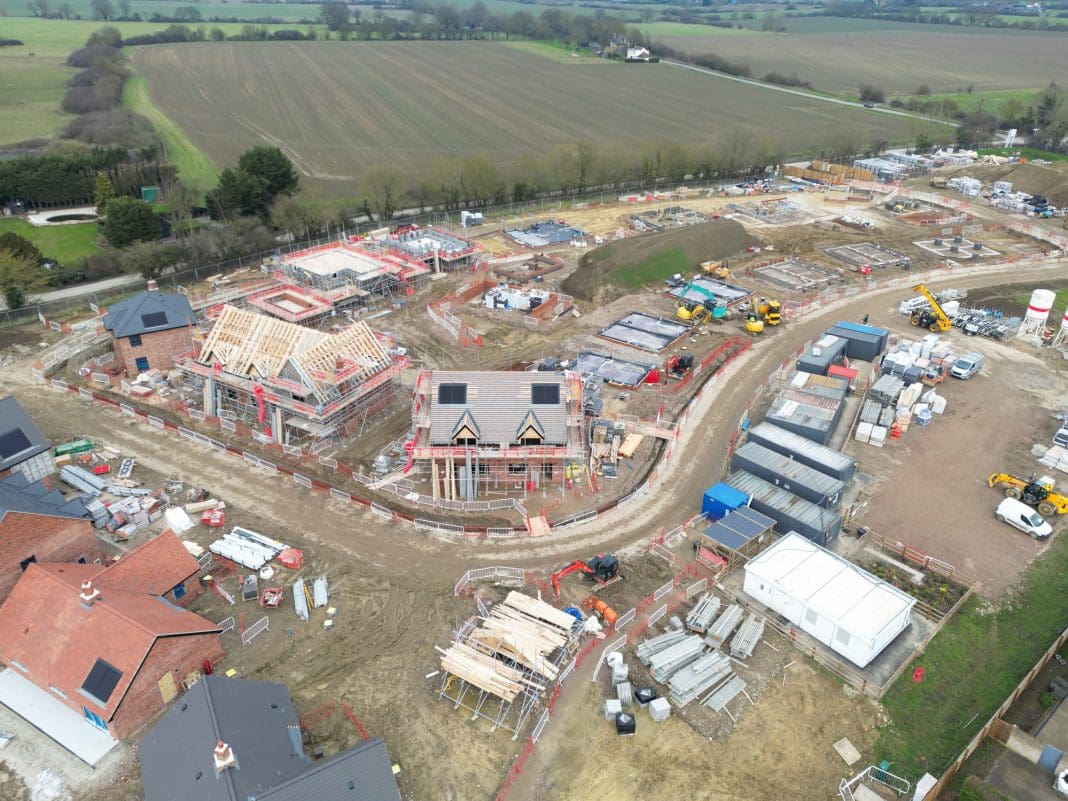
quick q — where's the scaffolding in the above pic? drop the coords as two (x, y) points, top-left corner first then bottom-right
(437, 592), (579, 739)
(178, 305), (406, 447)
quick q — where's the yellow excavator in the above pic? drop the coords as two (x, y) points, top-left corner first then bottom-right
(988, 472), (1068, 516)
(910, 284), (952, 333)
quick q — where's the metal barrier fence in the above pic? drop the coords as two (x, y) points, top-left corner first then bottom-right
(647, 603), (668, 627)
(614, 607), (637, 630)
(590, 635), (628, 682)
(653, 578), (675, 602)
(217, 616), (235, 634)
(241, 615), (270, 646)
(453, 566), (527, 596)
(685, 577), (708, 599)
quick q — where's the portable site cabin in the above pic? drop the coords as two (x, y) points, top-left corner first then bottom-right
(745, 422), (856, 483)
(727, 470), (841, 545)
(730, 442), (845, 508)
(827, 322), (888, 362)
(765, 395), (842, 446)
(701, 482), (748, 520)
(743, 532), (915, 668)
(700, 506), (775, 570)
(797, 334), (847, 376)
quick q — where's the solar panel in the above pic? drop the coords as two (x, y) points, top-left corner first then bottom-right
(81, 659), (123, 703)
(438, 384), (467, 405)
(0, 428), (32, 459)
(531, 384), (560, 405)
(141, 311), (168, 328)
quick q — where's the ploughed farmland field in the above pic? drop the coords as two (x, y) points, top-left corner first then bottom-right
(652, 26), (1067, 95)
(130, 41), (921, 195)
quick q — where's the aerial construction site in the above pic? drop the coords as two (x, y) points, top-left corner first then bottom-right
(2, 156), (1068, 801)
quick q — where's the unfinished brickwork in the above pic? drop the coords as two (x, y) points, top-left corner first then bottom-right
(112, 326), (195, 375)
(108, 632), (224, 739)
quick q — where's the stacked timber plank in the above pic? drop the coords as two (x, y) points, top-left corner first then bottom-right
(438, 591), (573, 700)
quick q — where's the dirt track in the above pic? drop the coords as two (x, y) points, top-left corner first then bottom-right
(2, 252), (1066, 801)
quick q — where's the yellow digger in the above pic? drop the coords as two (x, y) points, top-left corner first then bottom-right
(752, 297), (782, 326)
(988, 472), (1068, 517)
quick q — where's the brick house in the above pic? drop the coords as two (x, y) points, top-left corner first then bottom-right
(0, 472), (103, 604)
(410, 370), (585, 498)
(0, 531), (222, 745)
(100, 529), (204, 606)
(0, 395), (54, 481)
(103, 286), (196, 375)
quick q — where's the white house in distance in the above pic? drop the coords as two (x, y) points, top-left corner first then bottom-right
(743, 532), (915, 668)
(626, 46), (651, 62)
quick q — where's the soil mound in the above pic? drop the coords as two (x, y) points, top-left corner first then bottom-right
(563, 219), (760, 302)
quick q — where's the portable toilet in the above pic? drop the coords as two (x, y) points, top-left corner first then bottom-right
(701, 482), (749, 520)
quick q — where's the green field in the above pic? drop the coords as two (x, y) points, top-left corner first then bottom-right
(130, 40), (925, 197)
(0, 17), (325, 144)
(121, 72), (219, 194)
(649, 25), (1068, 94)
(899, 87), (1040, 113)
(0, 217), (101, 266)
(984, 146), (1068, 163)
(877, 528), (1068, 779)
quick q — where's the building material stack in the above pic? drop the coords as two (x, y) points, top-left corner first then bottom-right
(729, 613), (766, 660)
(438, 591), (574, 702)
(667, 651), (732, 706)
(636, 630), (689, 665)
(704, 604), (744, 649)
(649, 635), (705, 682)
(685, 593), (721, 633)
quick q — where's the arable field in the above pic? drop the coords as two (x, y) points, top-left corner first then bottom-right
(0, 18), (325, 145)
(130, 40), (922, 196)
(651, 26), (1068, 95)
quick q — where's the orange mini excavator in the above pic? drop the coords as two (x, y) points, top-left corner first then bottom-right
(550, 553), (622, 598)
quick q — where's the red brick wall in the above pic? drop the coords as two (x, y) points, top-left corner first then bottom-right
(165, 575), (204, 606)
(0, 514), (105, 604)
(112, 326), (193, 374)
(109, 632), (224, 739)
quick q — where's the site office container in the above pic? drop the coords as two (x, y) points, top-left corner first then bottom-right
(727, 470), (842, 545)
(826, 323), (886, 362)
(730, 442), (845, 508)
(797, 334), (847, 376)
(745, 422), (856, 482)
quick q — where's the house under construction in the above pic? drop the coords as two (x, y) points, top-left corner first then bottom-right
(179, 306), (406, 446)
(410, 370), (586, 499)
(385, 225), (481, 271)
(268, 239), (431, 307)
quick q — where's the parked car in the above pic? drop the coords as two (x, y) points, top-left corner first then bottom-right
(863, 102), (875, 109)
(995, 497), (1053, 539)
(1053, 424), (1068, 448)
(950, 352), (984, 379)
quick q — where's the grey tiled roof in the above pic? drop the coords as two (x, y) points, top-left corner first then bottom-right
(428, 371), (568, 446)
(0, 396), (49, 472)
(103, 291), (195, 338)
(0, 473), (89, 520)
(140, 676), (402, 801)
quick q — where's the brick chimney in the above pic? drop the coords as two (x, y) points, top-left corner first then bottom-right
(79, 580), (100, 606)
(213, 740), (237, 773)
(146, 279), (159, 292)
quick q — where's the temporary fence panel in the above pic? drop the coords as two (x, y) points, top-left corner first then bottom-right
(330, 488), (352, 503)
(78, 388), (93, 402)
(293, 474), (313, 489)
(653, 579), (675, 602)
(371, 503), (393, 521)
(531, 710), (550, 744)
(591, 635), (628, 682)
(615, 607), (637, 630)
(241, 615), (270, 645)
(686, 578), (709, 599)
(647, 604), (668, 627)
(217, 616), (236, 634)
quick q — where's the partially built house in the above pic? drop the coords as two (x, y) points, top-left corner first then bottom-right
(180, 306), (406, 446)
(270, 239), (431, 305)
(385, 225), (481, 271)
(410, 370), (586, 498)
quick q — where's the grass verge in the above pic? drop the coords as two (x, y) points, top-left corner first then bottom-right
(876, 529), (1068, 779)
(608, 245), (691, 290)
(122, 72), (219, 197)
(979, 146), (1068, 163)
(0, 218), (100, 266)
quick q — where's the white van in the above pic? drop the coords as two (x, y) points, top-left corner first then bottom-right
(950, 352), (984, 380)
(995, 497), (1053, 539)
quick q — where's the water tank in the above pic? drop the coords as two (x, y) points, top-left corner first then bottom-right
(1026, 289), (1056, 325)
(1060, 307), (1068, 334)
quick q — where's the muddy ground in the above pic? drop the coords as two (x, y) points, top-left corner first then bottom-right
(0, 188), (1065, 801)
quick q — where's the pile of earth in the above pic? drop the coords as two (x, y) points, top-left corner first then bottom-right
(563, 219), (760, 303)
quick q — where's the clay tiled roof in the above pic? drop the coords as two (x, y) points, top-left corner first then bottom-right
(97, 531), (198, 596)
(0, 535), (219, 723)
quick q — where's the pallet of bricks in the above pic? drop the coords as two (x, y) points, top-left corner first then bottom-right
(782, 161), (875, 185)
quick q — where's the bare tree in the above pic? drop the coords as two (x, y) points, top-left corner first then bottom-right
(162, 180), (198, 238)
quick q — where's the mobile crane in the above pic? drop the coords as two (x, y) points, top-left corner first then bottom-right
(909, 283), (953, 333)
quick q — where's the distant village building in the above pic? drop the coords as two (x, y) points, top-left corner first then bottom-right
(626, 46), (651, 62)
(103, 284), (196, 375)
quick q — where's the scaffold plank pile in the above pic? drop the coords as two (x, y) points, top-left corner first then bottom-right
(729, 612), (766, 660)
